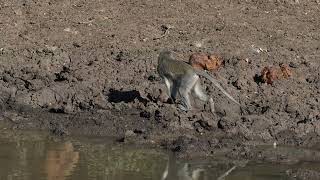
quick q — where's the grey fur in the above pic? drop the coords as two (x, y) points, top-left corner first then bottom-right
(157, 50), (239, 111)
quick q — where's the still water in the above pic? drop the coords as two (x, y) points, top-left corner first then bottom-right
(0, 129), (319, 180)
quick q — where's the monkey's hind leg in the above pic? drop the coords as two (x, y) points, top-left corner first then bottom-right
(192, 80), (209, 102)
(193, 80), (215, 113)
(178, 74), (199, 111)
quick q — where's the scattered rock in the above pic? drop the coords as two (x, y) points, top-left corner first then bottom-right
(93, 92), (109, 109)
(147, 74), (156, 82)
(26, 79), (45, 91)
(125, 130), (136, 137)
(251, 116), (272, 131)
(285, 96), (299, 114)
(154, 106), (178, 122)
(31, 88), (58, 107)
(158, 89), (169, 103)
(140, 110), (151, 118)
(194, 121), (205, 133)
(115, 51), (124, 61)
(218, 116), (236, 130)
(201, 113), (216, 127)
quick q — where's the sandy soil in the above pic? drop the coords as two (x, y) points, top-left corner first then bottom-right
(0, 0), (319, 162)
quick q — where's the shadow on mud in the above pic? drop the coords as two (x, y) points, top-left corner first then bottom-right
(107, 88), (148, 104)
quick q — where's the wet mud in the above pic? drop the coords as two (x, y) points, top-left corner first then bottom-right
(0, 0), (319, 167)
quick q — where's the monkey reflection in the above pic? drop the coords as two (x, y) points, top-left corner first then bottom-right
(161, 153), (205, 180)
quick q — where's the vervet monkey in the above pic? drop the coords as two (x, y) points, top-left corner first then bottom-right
(157, 50), (240, 111)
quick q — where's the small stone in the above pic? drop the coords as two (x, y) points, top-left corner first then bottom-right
(125, 130), (135, 137)
(193, 41), (202, 48)
(45, 45), (58, 52)
(194, 121), (204, 133)
(140, 111), (151, 118)
(285, 96), (298, 114)
(289, 61), (298, 68)
(158, 90), (169, 103)
(115, 51), (124, 61)
(2, 73), (14, 83)
(147, 75), (156, 81)
(14, 9), (23, 16)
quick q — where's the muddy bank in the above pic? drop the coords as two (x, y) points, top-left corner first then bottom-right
(0, 0), (320, 160)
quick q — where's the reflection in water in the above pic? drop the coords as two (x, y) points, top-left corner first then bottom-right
(161, 152), (206, 180)
(161, 153), (239, 180)
(46, 142), (79, 180)
(1, 131), (320, 180)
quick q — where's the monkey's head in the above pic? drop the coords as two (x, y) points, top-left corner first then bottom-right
(158, 50), (174, 60)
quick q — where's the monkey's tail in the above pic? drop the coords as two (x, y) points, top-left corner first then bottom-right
(195, 70), (241, 106)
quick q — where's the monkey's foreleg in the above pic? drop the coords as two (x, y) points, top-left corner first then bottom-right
(164, 77), (172, 97)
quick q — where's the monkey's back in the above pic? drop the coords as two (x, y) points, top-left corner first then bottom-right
(158, 55), (195, 80)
